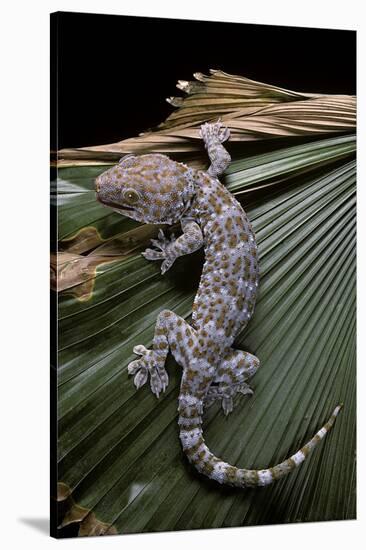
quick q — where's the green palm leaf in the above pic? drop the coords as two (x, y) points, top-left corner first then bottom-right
(54, 73), (356, 536)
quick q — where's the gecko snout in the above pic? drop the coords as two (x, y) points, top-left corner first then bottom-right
(95, 177), (101, 193)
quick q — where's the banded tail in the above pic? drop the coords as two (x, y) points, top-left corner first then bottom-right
(178, 396), (342, 487)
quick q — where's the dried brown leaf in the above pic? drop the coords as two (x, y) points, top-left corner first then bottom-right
(57, 70), (355, 164)
(51, 252), (120, 300)
(60, 226), (105, 255)
(57, 482), (117, 536)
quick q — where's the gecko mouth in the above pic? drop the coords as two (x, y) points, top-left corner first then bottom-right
(96, 196), (135, 212)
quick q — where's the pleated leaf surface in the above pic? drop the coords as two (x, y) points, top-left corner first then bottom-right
(56, 134), (356, 535)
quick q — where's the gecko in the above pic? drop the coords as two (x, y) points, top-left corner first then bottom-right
(95, 121), (342, 488)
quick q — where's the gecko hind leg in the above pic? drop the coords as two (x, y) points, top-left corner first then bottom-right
(128, 309), (195, 398)
(206, 350), (260, 415)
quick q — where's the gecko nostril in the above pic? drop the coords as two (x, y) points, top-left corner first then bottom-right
(95, 179), (100, 193)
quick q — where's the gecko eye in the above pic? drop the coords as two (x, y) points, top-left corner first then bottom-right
(123, 188), (140, 205)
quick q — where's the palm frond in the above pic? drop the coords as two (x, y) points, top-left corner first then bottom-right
(54, 72), (356, 536)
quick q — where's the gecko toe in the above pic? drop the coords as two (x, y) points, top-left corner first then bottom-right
(133, 344), (149, 356)
(133, 367), (148, 389)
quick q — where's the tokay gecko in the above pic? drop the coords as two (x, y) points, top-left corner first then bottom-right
(95, 121), (341, 487)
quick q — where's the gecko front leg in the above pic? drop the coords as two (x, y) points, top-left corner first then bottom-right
(200, 120), (231, 178)
(142, 220), (203, 274)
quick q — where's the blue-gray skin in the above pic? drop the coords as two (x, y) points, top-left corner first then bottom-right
(95, 121), (342, 487)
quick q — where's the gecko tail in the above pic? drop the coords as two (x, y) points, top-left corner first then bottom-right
(178, 399), (342, 488)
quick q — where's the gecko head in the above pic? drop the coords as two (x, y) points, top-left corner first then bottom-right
(95, 154), (195, 224)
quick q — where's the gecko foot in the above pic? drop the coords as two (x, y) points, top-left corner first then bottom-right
(205, 383), (253, 416)
(200, 120), (230, 144)
(127, 344), (169, 397)
(141, 229), (175, 274)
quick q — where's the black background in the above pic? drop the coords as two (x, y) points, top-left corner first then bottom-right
(51, 11), (356, 150)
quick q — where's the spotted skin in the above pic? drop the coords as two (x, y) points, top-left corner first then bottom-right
(95, 121), (342, 488)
